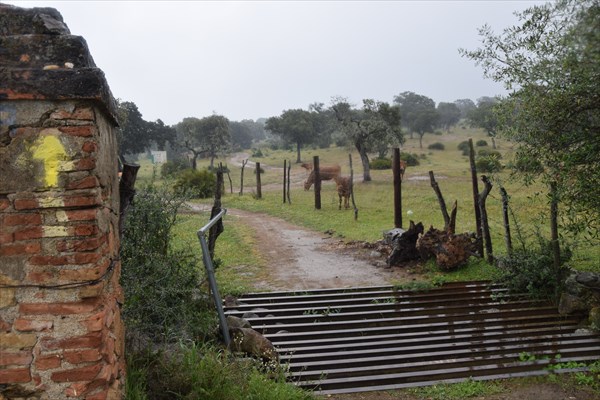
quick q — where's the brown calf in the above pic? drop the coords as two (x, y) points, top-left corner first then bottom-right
(303, 164), (342, 190)
(333, 175), (352, 209)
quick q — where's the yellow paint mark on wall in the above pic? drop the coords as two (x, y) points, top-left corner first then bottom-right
(38, 197), (64, 208)
(31, 135), (68, 187)
(56, 211), (68, 222)
(43, 226), (69, 237)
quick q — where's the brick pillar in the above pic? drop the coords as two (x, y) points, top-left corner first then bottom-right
(0, 4), (123, 399)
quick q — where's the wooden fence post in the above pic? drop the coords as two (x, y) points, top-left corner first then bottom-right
(314, 155), (321, 210)
(287, 160), (292, 204)
(479, 175), (493, 263)
(469, 138), (484, 256)
(393, 148), (402, 228)
(500, 186), (513, 255)
(349, 153), (358, 220)
(283, 159), (287, 204)
(256, 162), (262, 199)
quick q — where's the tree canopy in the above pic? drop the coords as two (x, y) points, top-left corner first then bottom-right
(436, 102), (461, 132)
(332, 98), (403, 182)
(467, 97), (500, 148)
(116, 100), (175, 158)
(176, 115), (230, 169)
(393, 91), (439, 148)
(461, 0), (600, 235)
(265, 109), (317, 163)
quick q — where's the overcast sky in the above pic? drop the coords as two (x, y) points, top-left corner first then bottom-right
(10, 1), (548, 125)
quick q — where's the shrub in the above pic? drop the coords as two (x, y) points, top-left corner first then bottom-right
(476, 140), (488, 147)
(251, 148), (264, 157)
(496, 238), (571, 300)
(369, 157), (392, 170)
(120, 186), (215, 350)
(160, 159), (190, 178)
(173, 169), (216, 198)
(401, 152), (420, 167)
(457, 140), (471, 156)
(428, 142), (445, 150)
(475, 156), (502, 173)
(478, 149), (502, 159)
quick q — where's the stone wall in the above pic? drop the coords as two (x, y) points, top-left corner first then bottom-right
(0, 4), (123, 399)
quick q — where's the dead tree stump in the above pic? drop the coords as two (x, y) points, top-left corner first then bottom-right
(386, 221), (424, 266)
(416, 226), (480, 271)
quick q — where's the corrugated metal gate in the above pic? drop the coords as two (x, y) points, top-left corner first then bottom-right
(224, 281), (600, 395)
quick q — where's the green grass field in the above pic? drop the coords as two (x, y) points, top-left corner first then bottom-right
(140, 126), (599, 282)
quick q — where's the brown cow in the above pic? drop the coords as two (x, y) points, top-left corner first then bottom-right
(333, 175), (352, 210)
(400, 160), (407, 180)
(303, 164), (341, 190)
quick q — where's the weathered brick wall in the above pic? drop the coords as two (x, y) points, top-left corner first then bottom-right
(0, 4), (123, 399)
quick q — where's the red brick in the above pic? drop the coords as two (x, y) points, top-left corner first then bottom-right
(72, 253), (102, 264)
(0, 316), (11, 332)
(19, 299), (99, 316)
(14, 226), (43, 241)
(82, 141), (97, 153)
(29, 255), (69, 266)
(75, 158), (96, 171)
(14, 319), (53, 332)
(67, 176), (99, 190)
(25, 270), (55, 284)
(60, 267), (102, 282)
(0, 351), (33, 367)
(0, 232), (13, 244)
(56, 236), (106, 252)
(51, 362), (102, 383)
(35, 354), (61, 370)
(66, 379), (105, 398)
(80, 310), (105, 333)
(73, 224), (98, 237)
(0, 241), (41, 256)
(63, 349), (101, 364)
(63, 195), (100, 208)
(65, 209), (97, 221)
(2, 213), (42, 226)
(51, 107), (94, 121)
(0, 367), (31, 384)
(42, 332), (102, 351)
(8, 127), (38, 137)
(0, 198), (10, 211)
(58, 126), (95, 137)
(13, 198), (38, 210)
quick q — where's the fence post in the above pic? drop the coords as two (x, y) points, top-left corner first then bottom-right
(314, 155), (321, 209)
(256, 162), (262, 199)
(392, 148), (402, 228)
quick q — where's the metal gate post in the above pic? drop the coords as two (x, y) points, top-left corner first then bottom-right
(196, 208), (231, 347)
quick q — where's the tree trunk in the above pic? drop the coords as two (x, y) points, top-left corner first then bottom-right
(469, 138), (483, 257)
(491, 136), (497, 149)
(191, 153), (198, 170)
(429, 170), (450, 230)
(296, 142), (302, 164)
(419, 133), (424, 149)
(479, 175), (493, 264)
(356, 145), (371, 182)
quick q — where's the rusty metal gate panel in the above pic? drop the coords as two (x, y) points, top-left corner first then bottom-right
(224, 281), (600, 395)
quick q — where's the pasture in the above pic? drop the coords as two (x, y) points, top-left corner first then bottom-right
(138, 126), (599, 293)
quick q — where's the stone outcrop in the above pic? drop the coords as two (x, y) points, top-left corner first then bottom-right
(559, 271), (600, 330)
(0, 3), (123, 399)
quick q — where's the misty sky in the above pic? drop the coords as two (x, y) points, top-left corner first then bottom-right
(11, 1), (548, 125)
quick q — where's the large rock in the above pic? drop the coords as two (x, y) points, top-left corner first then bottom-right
(230, 327), (278, 362)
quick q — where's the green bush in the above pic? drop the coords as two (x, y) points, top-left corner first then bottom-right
(120, 186), (216, 350)
(475, 156), (502, 172)
(496, 238), (571, 300)
(369, 157), (392, 170)
(401, 152), (421, 167)
(126, 344), (314, 400)
(160, 159), (190, 178)
(428, 142), (445, 150)
(252, 148), (264, 157)
(478, 149), (502, 159)
(173, 169), (216, 198)
(476, 140), (488, 147)
(458, 140), (471, 156)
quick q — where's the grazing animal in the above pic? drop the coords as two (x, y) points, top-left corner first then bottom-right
(333, 175), (352, 210)
(303, 164), (342, 190)
(399, 160), (407, 180)
(300, 162), (313, 171)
